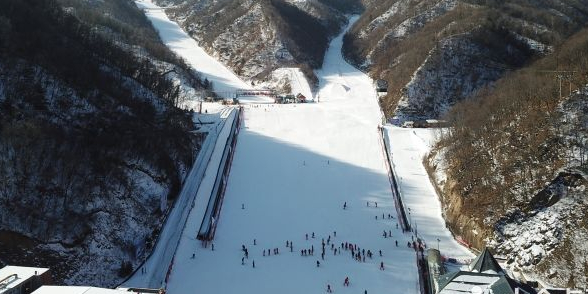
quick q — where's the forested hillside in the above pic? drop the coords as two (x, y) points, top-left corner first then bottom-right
(343, 0), (588, 120)
(0, 0), (205, 286)
(427, 27), (588, 288)
(156, 0), (362, 88)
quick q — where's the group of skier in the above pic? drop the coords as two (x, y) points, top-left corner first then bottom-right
(214, 198), (411, 293)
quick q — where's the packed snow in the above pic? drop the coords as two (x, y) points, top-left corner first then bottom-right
(123, 3), (479, 293)
(161, 17), (420, 294)
(383, 126), (474, 261)
(135, 0), (274, 103)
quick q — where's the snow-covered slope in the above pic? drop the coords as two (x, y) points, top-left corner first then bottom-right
(163, 17), (421, 294)
(136, 0), (272, 102)
(384, 126), (474, 260)
(153, 0), (350, 87)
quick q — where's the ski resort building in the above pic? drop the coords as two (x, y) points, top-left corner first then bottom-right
(295, 93), (307, 103)
(274, 94), (306, 104)
(0, 266), (51, 294)
(436, 248), (535, 294)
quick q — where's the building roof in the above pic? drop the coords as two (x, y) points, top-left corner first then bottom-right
(32, 286), (131, 294)
(0, 266), (49, 294)
(438, 271), (504, 294)
(438, 248), (536, 294)
(469, 248), (504, 274)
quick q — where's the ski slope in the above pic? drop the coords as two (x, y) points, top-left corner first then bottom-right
(123, 108), (237, 289)
(135, 0), (274, 103)
(166, 17), (419, 294)
(384, 126), (474, 260)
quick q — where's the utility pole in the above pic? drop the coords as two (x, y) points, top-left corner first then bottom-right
(537, 70), (577, 99)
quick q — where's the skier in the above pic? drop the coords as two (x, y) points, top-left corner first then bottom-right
(379, 250), (382, 257)
(334, 231), (336, 237)
(191, 253), (195, 259)
(242, 245), (246, 251)
(268, 248), (271, 256)
(211, 243), (214, 251)
(343, 202), (347, 209)
(389, 230), (392, 236)
(312, 232), (315, 238)
(375, 202), (378, 207)
(263, 250), (266, 256)
(327, 284), (332, 293)
(242, 203), (245, 209)
(254, 239), (256, 245)
(367, 201), (369, 207)
(380, 262), (385, 270)
(317, 260), (320, 267)
(395, 240), (398, 247)
(344, 277), (349, 286)
(253, 260), (255, 268)
(306, 233), (308, 240)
